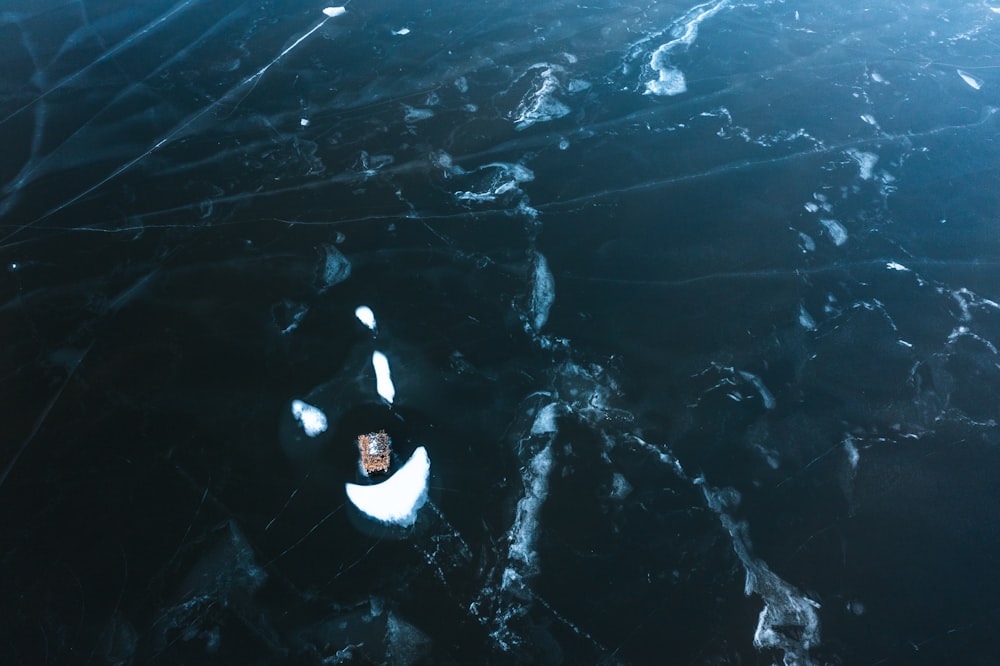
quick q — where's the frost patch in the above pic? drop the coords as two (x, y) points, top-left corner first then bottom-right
(819, 219), (848, 246)
(641, 0), (729, 96)
(846, 149), (878, 180)
(511, 65), (570, 130)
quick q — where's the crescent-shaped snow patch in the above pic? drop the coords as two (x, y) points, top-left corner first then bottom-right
(345, 446), (430, 526)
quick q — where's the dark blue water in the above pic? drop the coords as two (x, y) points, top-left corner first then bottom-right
(3, 1), (1000, 664)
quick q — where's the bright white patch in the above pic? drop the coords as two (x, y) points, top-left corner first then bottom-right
(886, 261), (910, 272)
(372, 351), (396, 404)
(871, 71), (886, 83)
(846, 149), (878, 180)
(300, 118), (311, 127)
(957, 69), (983, 90)
(322, 6), (346, 17)
(391, 27), (411, 35)
(860, 114), (877, 126)
(530, 403), (563, 435)
(512, 66), (570, 130)
(803, 202), (819, 213)
(819, 219), (848, 246)
(345, 447), (430, 526)
(355, 305), (377, 331)
(291, 399), (327, 437)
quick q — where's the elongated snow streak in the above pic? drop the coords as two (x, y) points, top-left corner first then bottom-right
(957, 69), (983, 90)
(529, 252), (555, 332)
(22, 8), (343, 229)
(345, 447), (430, 526)
(702, 484), (821, 663)
(644, 0), (730, 96)
(372, 351), (395, 404)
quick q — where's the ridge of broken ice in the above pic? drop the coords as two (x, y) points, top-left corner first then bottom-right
(345, 446), (430, 526)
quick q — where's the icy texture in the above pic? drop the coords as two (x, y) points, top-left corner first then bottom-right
(318, 244), (351, 291)
(345, 447), (430, 526)
(528, 251), (555, 332)
(643, 0), (730, 96)
(372, 351), (395, 404)
(291, 399), (327, 437)
(511, 65), (570, 130)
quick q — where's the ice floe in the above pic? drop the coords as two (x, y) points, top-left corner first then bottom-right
(345, 447), (430, 526)
(372, 351), (395, 404)
(355, 305), (377, 331)
(291, 399), (328, 437)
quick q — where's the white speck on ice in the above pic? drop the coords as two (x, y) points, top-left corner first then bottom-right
(300, 118), (310, 127)
(345, 446), (430, 526)
(870, 71), (886, 83)
(372, 351), (395, 404)
(322, 7), (346, 18)
(291, 399), (328, 437)
(355, 305), (377, 331)
(860, 114), (877, 126)
(957, 69), (983, 90)
(819, 219), (848, 246)
(391, 27), (410, 35)
(886, 261), (910, 272)
(803, 202), (819, 213)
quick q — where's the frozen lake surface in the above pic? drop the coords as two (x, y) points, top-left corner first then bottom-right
(2, 0), (1000, 663)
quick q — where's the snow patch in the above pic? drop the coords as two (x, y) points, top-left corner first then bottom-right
(345, 447), (430, 526)
(355, 305), (377, 331)
(291, 399), (327, 437)
(322, 6), (346, 17)
(372, 351), (395, 404)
